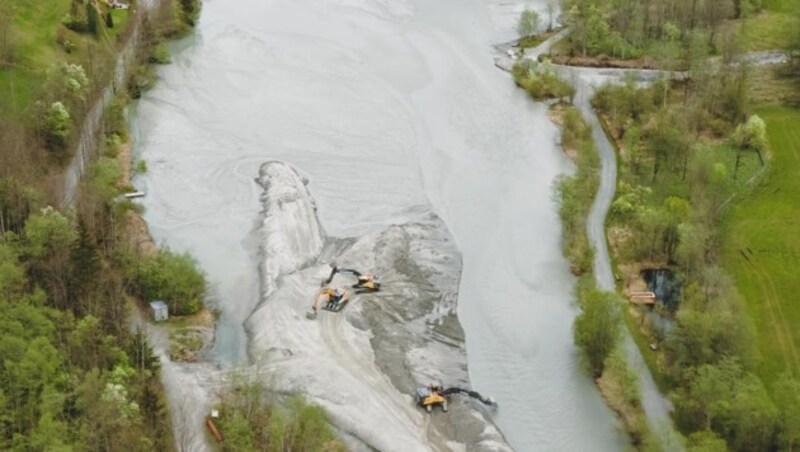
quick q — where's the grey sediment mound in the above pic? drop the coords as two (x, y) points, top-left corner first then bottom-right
(245, 161), (511, 451)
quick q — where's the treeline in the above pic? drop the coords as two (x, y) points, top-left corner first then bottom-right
(558, 0), (760, 61)
(0, 0), (208, 449)
(0, 92), (206, 449)
(590, 51), (800, 452)
(551, 108), (657, 447)
(214, 374), (345, 451)
(0, 163), (175, 449)
(554, 106), (599, 275)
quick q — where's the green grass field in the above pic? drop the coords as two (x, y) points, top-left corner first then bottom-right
(738, 11), (795, 52)
(722, 105), (800, 383)
(0, 0), (130, 119)
(736, 0), (798, 51)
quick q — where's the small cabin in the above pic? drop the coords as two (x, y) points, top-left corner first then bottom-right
(150, 300), (168, 322)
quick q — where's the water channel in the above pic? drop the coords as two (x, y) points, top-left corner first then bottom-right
(132, 0), (627, 449)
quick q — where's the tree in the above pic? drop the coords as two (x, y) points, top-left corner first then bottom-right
(134, 248), (206, 315)
(43, 102), (72, 150)
(69, 219), (101, 306)
(87, 1), (99, 36)
(676, 222), (709, 282)
(517, 9), (541, 37)
(573, 288), (622, 377)
(53, 62), (90, 101)
(89, 157), (122, 202)
(774, 374), (800, 451)
(546, 2), (555, 32)
(179, 0), (200, 26)
(106, 11), (114, 28)
(675, 358), (741, 431)
(0, 1), (16, 65)
(0, 178), (42, 236)
(585, 5), (611, 55)
(723, 374), (777, 451)
(24, 207), (76, 260)
(731, 114), (768, 178)
(0, 242), (25, 301)
(24, 206), (77, 308)
(662, 196), (690, 262)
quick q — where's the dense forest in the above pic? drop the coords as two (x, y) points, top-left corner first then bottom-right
(0, 0), (203, 449)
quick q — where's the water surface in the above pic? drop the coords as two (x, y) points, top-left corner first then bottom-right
(134, 0), (626, 449)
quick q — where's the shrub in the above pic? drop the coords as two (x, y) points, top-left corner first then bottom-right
(574, 288), (622, 377)
(149, 45), (171, 64)
(44, 102), (72, 150)
(62, 14), (87, 33)
(86, 2), (99, 35)
(134, 160), (148, 175)
(133, 249), (205, 316)
(215, 375), (345, 451)
(512, 60), (575, 101)
(517, 9), (540, 38)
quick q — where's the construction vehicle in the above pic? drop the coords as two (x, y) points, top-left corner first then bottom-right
(323, 264), (381, 292)
(415, 383), (496, 413)
(307, 288), (350, 319)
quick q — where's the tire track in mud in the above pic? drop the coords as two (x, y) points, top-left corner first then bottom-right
(317, 310), (442, 451)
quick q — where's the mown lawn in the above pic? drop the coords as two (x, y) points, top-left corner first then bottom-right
(721, 105), (800, 383)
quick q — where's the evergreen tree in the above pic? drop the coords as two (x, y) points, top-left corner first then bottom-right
(69, 219), (101, 308)
(86, 2), (99, 36)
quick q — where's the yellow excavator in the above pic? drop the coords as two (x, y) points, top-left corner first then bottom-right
(308, 287), (350, 319)
(416, 382), (496, 413)
(323, 264), (381, 293)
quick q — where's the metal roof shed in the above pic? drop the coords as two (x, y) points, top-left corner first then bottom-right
(150, 300), (169, 322)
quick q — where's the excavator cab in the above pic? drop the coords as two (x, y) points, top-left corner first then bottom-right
(416, 384), (448, 413)
(321, 288), (349, 312)
(415, 383), (496, 413)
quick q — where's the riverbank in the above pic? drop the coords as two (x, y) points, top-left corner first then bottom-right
(585, 49), (800, 448)
(549, 103), (657, 448)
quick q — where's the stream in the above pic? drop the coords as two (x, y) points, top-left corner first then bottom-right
(132, 0), (628, 449)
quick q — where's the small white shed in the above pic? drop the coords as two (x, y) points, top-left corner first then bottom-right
(150, 300), (169, 322)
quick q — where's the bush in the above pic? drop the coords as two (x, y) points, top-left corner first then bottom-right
(517, 9), (540, 38)
(86, 2), (99, 35)
(133, 249), (205, 316)
(574, 287), (622, 377)
(555, 107), (600, 275)
(134, 160), (148, 175)
(106, 133), (123, 156)
(105, 99), (129, 140)
(43, 102), (72, 150)
(512, 60), (575, 101)
(62, 14), (87, 33)
(215, 375), (345, 451)
(149, 44), (171, 64)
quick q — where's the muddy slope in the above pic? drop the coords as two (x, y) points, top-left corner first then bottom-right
(245, 161), (509, 451)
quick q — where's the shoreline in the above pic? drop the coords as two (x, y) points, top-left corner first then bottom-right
(497, 30), (680, 448)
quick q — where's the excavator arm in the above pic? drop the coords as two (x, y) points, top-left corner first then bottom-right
(441, 387), (496, 406)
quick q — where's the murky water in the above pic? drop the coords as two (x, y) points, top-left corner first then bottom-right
(133, 0), (626, 449)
